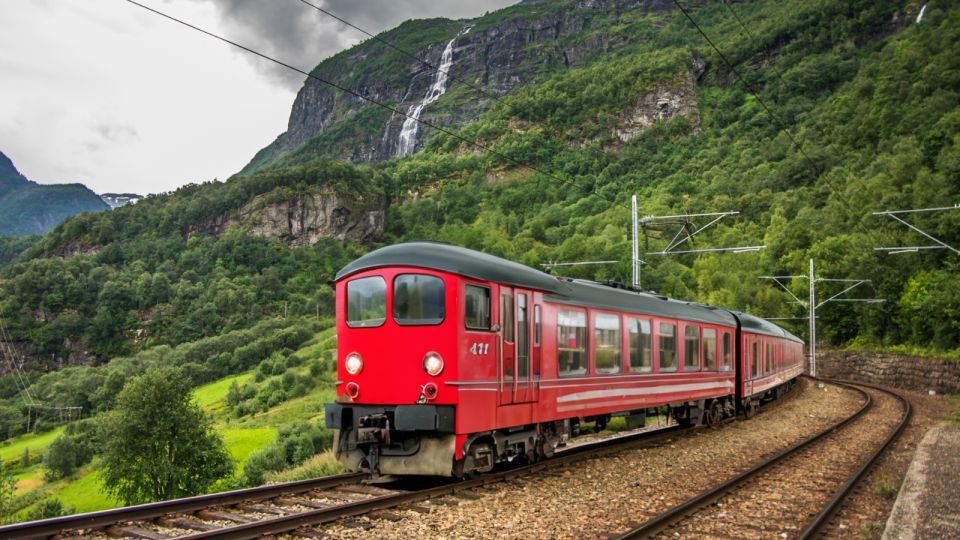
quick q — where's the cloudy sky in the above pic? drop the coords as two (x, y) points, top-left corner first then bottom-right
(0, 0), (516, 195)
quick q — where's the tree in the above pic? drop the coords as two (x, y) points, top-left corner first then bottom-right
(98, 367), (233, 505)
(0, 460), (15, 523)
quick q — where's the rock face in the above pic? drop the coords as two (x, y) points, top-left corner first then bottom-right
(245, 0), (679, 170)
(815, 350), (960, 394)
(615, 73), (701, 143)
(197, 187), (386, 246)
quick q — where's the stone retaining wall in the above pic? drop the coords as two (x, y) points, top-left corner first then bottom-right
(814, 350), (960, 395)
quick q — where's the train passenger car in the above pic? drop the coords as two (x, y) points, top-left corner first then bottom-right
(325, 242), (804, 477)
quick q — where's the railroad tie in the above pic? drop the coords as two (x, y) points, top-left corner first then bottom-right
(156, 516), (219, 532)
(106, 525), (171, 540)
(273, 496), (329, 509)
(195, 509), (255, 523)
(235, 502), (286, 515)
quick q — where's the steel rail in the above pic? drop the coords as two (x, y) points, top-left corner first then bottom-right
(1, 421), (689, 539)
(797, 381), (912, 539)
(177, 422), (691, 539)
(173, 390), (803, 540)
(0, 472), (366, 539)
(612, 380), (874, 539)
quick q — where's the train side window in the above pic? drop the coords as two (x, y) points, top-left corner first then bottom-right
(722, 332), (731, 371)
(534, 305), (541, 346)
(558, 310), (587, 377)
(629, 318), (652, 373)
(346, 276), (387, 328)
(751, 341), (759, 378)
(594, 313), (621, 374)
(703, 328), (717, 371)
(501, 294), (514, 343)
(766, 343), (774, 372)
(659, 323), (677, 372)
(684, 326), (700, 371)
(464, 285), (490, 330)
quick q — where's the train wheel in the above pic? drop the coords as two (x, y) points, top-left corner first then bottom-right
(743, 398), (757, 419)
(706, 401), (722, 427)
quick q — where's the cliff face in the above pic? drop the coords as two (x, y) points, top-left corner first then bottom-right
(195, 186), (386, 246)
(243, 0), (677, 171)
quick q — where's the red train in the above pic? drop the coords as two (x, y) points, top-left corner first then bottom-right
(325, 242), (804, 476)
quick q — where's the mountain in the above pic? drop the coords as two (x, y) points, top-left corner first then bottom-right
(242, 0), (676, 171)
(1, 0), (958, 373)
(0, 152), (110, 236)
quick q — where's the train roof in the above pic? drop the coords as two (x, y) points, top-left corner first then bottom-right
(336, 241), (566, 293)
(735, 311), (805, 343)
(337, 242), (797, 337)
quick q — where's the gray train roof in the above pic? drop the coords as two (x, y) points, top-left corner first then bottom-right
(734, 311), (805, 343)
(335, 242), (566, 293)
(337, 242), (792, 336)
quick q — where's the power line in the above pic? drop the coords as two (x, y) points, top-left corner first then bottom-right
(0, 319), (37, 406)
(721, 0), (758, 45)
(294, 0), (507, 108)
(123, 0), (626, 211)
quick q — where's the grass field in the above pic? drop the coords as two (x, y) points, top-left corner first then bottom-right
(0, 426), (65, 463)
(220, 427), (277, 473)
(52, 466), (116, 514)
(194, 371), (254, 413)
(229, 387), (335, 429)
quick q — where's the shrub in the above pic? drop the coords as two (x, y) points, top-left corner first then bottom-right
(26, 498), (73, 521)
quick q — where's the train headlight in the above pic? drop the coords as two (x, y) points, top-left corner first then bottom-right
(423, 352), (444, 376)
(345, 382), (360, 399)
(345, 352), (363, 375)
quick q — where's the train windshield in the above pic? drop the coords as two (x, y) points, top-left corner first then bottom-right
(393, 274), (445, 325)
(346, 276), (387, 328)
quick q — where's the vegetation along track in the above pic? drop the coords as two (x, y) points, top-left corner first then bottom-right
(0, 420), (699, 539)
(611, 380), (911, 540)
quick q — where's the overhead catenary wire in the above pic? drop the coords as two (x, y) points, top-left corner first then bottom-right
(123, 0), (627, 211)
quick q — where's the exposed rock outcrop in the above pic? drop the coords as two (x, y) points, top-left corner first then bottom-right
(615, 72), (701, 143)
(194, 187), (386, 246)
(247, 0), (679, 169)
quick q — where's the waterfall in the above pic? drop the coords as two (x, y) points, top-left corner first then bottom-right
(917, 4), (926, 23)
(396, 27), (469, 157)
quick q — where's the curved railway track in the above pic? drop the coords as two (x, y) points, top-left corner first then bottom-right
(0, 418), (696, 540)
(611, 379), (912, 540)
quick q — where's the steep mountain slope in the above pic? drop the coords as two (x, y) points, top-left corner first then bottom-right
(242, 0), (676, 171)
(0, 152), (110, 236)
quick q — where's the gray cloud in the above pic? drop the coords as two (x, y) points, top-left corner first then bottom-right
(195, 0), (517, 90)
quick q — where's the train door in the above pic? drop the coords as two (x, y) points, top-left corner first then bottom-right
(514, 291), (534, 403)
(498, 286), (516, 406)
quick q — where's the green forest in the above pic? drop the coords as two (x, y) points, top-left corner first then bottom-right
(0, 0), (958, 521)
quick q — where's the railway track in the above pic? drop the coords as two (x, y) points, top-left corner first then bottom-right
(0, 418), (695, 539)
(610, 379), (911, 539)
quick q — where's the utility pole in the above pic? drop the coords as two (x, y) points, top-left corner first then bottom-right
(544, 196), (762, 289)
(632, 194), (640, 289)
(760, 258), (884, 377)
(809, 258), (817, 377)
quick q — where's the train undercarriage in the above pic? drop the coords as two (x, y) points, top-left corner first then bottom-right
(327, 379), (799, 477)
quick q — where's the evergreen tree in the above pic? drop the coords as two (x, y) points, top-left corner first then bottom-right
(98, 367), (232, 505)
